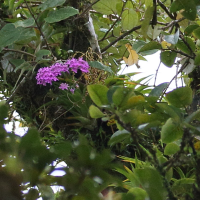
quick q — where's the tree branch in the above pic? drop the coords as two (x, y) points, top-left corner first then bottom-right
(101, 25), (141, 53)
(3, 48), (36, 58)
(157, 0), (175, 20)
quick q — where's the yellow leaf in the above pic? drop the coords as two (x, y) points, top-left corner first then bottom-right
(161, 41), (171, 49)
(123, 44), (139, 66)
(125, 43), (132, 53)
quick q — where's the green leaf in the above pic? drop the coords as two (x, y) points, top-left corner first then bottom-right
(35, 49), (51, 61)
(160, 51), (177, 67)
(155, 103), (181, 120)
(135, 167), (166, 200)
(121, 9), (138, 31)
(164, 143), (180, 155)
(89, 105), (105, 118)
(108, 130), (130, 146)
(38, 0), (65, 11)
(45, 7), (79, 23)
(176, 37), (195, 55)
(107, 86), (119, 104)
(92, 0), (122, 15)
(164, 30), (179, 45)
(193, 27), (200, 39)
(141, 6), (154, 38)
(121, 95), (145, 110)
(170, 0), (197, 21)
(184, 24), (199, 36)
(138, 41), (161, 53)
(127, 187), (148, 199)
(112, 87), (126, 106)
(161, 118), (183, 143)
(87, 85), (109, 107)
(166, 87), (193, 107)
(149, 82), (168, 98)
(194, 51), (200, 65)
(0, 24), (22, 49)
(88, 61), (113, 73)
(13, 18), (35, 28)
(15, 28), (36, 45)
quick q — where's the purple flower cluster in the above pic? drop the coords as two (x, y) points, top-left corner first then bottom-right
(36, 63), (69, 86)
(66, 57), (90, 73)
(36, 58), (90, 88)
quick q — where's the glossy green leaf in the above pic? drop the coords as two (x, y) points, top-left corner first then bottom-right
(38, 0), (65, 11)
(92, 0), (122, 15)
(161, 118), (183, 143)
(45, 7), (79, 23)
(164, 143), (180, 155)
(160, 51), (177, 67)
(135, 167), (166, 200)
(149, 82), (168, 98)
(166, 87), (193, 107)
(0, 24), (22, 49)
(164, 30), (179, 45)
(108, 130), (130, 146)
(138, 41), (161, 53)
(122, 9), (138, 31)
(87, 85), (109, 107)
(88, 61), (113, 73)
(89, 105), (105, 118)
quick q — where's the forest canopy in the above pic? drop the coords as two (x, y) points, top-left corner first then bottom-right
(1, 0), (200, 199)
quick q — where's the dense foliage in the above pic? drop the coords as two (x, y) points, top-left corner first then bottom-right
(1, 0), (200, 199)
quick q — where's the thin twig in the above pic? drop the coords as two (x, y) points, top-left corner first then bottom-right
(158, 17), (185, 30)
(160, 58), (190, 100)
(154, 60), (161, 86)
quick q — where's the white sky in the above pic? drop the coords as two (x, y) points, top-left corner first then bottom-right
(119, 51), (184, 91)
